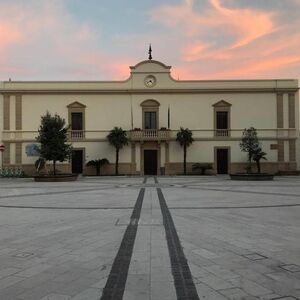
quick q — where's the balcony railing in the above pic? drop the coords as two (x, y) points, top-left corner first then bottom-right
(215, 129), (230, 137)
(130, 129), (171, 141)
(70, 130), (85, 139)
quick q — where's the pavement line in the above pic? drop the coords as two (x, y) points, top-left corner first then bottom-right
(0, 205), (134, 210)
(169, 203), (300, 209)
(184, 186), (300, 198)
(157, 187), (200, 300)
(101, 187), (146, 300)
(0, 186), (116, 199)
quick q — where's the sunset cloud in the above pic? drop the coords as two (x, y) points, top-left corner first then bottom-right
(0, 0), (299, 82)
(149, 0), (300, 80)
(0, 1), (124, 80)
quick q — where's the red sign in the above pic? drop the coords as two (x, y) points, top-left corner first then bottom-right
(0, 144), (5, 152)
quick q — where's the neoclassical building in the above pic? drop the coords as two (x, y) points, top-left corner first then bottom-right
(0, 58), (299, 175)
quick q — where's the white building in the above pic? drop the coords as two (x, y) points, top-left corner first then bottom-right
(0, 58), (299, 175)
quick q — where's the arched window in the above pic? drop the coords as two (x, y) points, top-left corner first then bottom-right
(140, 100), (160, 130)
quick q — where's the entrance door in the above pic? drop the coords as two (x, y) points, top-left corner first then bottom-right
(72, 150), (83, 174)
(144, 150), (157, 175)
(217, 148), (229, 174)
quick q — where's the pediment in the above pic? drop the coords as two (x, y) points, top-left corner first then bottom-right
(212, 100), (232, 107)
(140, 99), (160, 107)
(67, 101), (86, 108)
(130, 60), (171, 74)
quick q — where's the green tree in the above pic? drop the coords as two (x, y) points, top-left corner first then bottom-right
(176, 127), (194, 175)
(36, 112), (72, 175)
(239, 127), (259, 173)
(86, 158), (109, 176)
(107, 127), (128, 175)
(252, 147), (267, 173)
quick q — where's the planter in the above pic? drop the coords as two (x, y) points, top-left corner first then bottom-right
(34, 174), (78, 182)
(230, 173), (274, 181)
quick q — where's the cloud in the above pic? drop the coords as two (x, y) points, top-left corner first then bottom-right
(209, 0), (275, 49)
(149, 0), (300, 80)
(0, 0), (299, 81)
(0, 22), (23, 47)
(0, 1), (130, 80)
(151, 0), (275, 53)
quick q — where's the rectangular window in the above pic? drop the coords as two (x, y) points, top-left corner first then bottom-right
(216, 111), (228, 129)
(71, 112), (83, 130)
(216, 111), (228, 136)
(144, 112), (157, 129)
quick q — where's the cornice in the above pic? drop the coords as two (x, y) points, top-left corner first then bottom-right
(0, 88), (298, 95)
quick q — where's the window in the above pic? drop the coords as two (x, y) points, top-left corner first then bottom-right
(140, 99), (160, 130)
(213, 100), (231, 137)
(71, 112), (83, 130)
(67, 101), (86, 139)
(216, 111), (228, 130)
(144, 112), (157, 129)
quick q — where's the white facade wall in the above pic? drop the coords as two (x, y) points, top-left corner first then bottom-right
(0, 60), (299, 175)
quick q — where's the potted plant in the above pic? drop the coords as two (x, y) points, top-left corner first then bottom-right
(86, 158), (109, 176)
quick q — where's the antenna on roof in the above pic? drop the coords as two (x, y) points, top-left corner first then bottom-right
(148, 44), (152, 60)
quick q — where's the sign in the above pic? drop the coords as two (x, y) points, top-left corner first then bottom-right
(0, 144), (5, 152)
(25, 144), (39, 157)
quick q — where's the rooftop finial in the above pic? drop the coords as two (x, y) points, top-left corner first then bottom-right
(148, 44), (152, 60)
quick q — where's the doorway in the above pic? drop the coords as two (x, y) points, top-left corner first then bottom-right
(72, 150), (83, 174)
(216, 148), (229, 174)
(144, 150), (157, 175)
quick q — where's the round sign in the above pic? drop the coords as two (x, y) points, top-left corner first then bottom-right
(0, 144), (5, 152)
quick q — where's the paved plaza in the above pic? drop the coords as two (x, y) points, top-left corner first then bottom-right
(0, 176), (300, 300)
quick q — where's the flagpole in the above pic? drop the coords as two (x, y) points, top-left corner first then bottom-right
(168, 105), (170, 129)
(131, 99), (133, 129)
(130, 76), (133, 129)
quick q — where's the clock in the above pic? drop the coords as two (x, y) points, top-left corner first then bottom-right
(144, 75), (156, 88)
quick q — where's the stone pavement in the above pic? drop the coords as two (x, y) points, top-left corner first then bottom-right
(0, 176), (299, 299)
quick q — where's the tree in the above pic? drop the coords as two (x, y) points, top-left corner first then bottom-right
(252, 147), (267, 173)
(239, 127), (260, 173)
(107, 127), (128, 175)
(86, 158), (109, 176)
(176, 127), (194, 175)
(36, 112), (72, 175)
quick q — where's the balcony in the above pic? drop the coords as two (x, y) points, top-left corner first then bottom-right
(215, 129), (230, 137)
(69, 130), (85, 140)
(130, 129), (171, 142)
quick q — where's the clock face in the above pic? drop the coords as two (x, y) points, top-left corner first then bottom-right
(144, 75), (156, 88)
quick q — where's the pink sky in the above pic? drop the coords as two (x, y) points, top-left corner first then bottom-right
(0, 0), (299, 83)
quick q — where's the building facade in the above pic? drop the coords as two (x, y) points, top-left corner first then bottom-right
(0, 59), (299, 175)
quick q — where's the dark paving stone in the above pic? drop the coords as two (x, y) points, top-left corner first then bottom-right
(157, 187), (200, 300)
(100, 188), (145, 300)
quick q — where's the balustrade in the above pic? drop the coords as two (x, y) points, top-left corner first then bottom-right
(70, 130), (84, 139)
(130, 129), (170, 141)
(215, 129), (230, 137)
